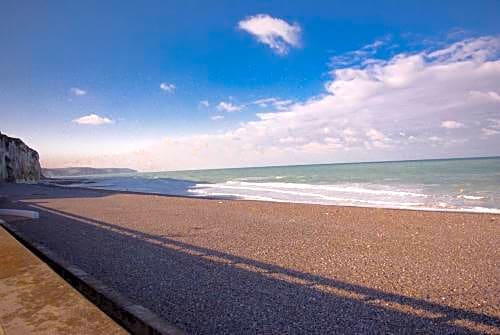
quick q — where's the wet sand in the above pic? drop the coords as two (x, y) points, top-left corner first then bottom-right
(1, 183), (499, 334)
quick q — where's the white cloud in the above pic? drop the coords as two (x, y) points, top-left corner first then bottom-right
(487, 118), (500, 129)
(441, 120), (465, 129)
(480, 119), (500, 137)
(217, 101), (243, 112)
(238, 14), (301, 55)
(253, 98), (275, 107)
(253, 97), (294, 110)
(51, 36), (500, 170)
(72, 114), (113, 125)
(199, 100), (210, 107)
(211, 115), (224, 121)
(366, 129), (386, 141)
(427, 36), (500, 63)
(70, 87), (87, 96)
(428, 136), (443, 142)
(330, 36), (390, 68)
(278, 136), (306, 144)
(481, 128), (500, 136)
(469, 90), (500, 102)
(365, 129), (390, 148)
(160, 82), (176, 93)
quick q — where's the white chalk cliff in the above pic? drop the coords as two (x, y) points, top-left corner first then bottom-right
(0, 132), (41, 183)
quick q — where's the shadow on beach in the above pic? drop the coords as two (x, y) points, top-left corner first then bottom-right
(1, 186), (498, 334)
(0, 179), (239, 202)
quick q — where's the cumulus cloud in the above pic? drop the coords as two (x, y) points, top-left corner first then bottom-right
(72, 114), (113, 125)
(441, 120), (465, 129)
(217, 101), (243, 112)
(70, 87), (87, 96)
(160, 82), (176, 93)
(211, 115), (224, 121)
(53, 36), (500, 170)
(238, 14), (301, 55)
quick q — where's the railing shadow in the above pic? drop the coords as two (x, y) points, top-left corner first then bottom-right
(6, 202), (499, 334)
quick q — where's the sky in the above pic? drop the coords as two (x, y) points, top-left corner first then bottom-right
(1, 0), (500, 171)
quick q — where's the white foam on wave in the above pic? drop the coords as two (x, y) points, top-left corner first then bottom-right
(219, 181), (428, 197)
(53, 177), (500, 214)
(189, 189), (500, 214)
(457, 195), (486, 200)
(189, 187), (426, 207)
(188, 180), (500, 214)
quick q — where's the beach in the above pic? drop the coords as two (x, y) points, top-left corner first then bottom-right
(1, 183), (499, 334)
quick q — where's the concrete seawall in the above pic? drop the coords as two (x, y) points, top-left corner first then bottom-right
(0, 217), (184, 335)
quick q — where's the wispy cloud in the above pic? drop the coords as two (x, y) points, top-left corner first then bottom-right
(73, 114), (113, 125)
(238, 14), (301, 55)
(330, 36), (391, 68)
(252, 97), (294, 110)
(217, 101), (243, 112)
(160, 82), (176, 93)
(469, 90), (500, 102)
(428, 136), (443, 142)
(70, 87), (87, 96)
(211, 115), (224, 121)
(427, 36), (500, 63)
(199, 100), (210, 107)
(480, 118), (500, 137)
(481, 128), (500, 136)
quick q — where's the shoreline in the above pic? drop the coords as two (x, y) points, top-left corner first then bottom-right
(39, 179), (500, 215)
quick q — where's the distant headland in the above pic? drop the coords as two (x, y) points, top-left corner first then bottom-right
(42, 167), (137, 177)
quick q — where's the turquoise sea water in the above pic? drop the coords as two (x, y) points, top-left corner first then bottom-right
(68, 157), (500, 213)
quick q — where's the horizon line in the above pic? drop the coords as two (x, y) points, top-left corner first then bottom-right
(43, 155), (500, 174)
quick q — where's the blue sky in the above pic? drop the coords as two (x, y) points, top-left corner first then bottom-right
(1, 1), (500, 170)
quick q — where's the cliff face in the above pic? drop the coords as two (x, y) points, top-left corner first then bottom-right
(0, 132), (41, 183)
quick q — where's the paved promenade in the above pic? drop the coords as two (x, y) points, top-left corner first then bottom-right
(0, 221), (127, 335)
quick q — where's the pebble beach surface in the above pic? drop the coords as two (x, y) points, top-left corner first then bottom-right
(1, 183), (499, 334)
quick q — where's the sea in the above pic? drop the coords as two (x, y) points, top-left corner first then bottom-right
(61, 157), (500, 214)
